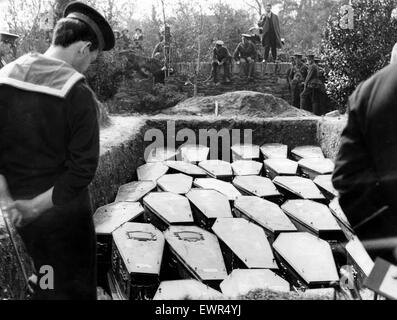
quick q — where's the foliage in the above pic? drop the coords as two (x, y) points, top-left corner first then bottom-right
(322, 0), (397, 111)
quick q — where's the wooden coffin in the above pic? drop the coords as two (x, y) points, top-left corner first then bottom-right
(157, 173), (193, 194)
(234, 196), (297, 241)
(346, 236), (375, 279)
(143, 192), (194, 231)
(137, 163), (168, 182)
(164, 226), (228, 285)
(314, 175), (338, 200)
(298, 158), (335, 180)
(153, 280), (224, 300)
(231, 160), (263, 176)
(186, 189), (233, 230)
(263, 159), (298, 180)
(212, 218), (278, 271)
(194, 178), (242, 201)
(115, 181), (157, 203)
(231, 144), (260, 161)
(260, 143), (288, 160)
(180, 145), (210, 163)
(111, 222), (165, 300)
(273, 176), (325, 201)
(146, 147), (177, 163)
(329, 198), (354, 236)
(198, 160), (233, 180)
(291, 146), (325, 161)
(273, 232), (339, 288)
(165, 160), (207, 177)
(281, 200), (344, 240)
(364, 258), (397, 300)
(232, 176), (281, 200)
(220, 269), (290, 299)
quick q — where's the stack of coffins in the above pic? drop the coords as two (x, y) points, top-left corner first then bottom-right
(164, 226), (228, 288)
(231, 144), (260, 161)
(273, 232), (339, 288)
(194, 178), (242, 201)
(143, 192), (194, 231)
(281, 200), (344, 240)
(153, 280), (224, 300)
(157, 174), (193, 194)
(115, 181), (157, 203)
(110, 222), (165, 300)
(233, 176), (281, 201)
(234, 196), (297, 242)
(186, 189), (233, 230)
(212, 218), (278, 272)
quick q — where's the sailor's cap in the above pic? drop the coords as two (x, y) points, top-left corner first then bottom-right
(215, 40), (224, 46)
(64, 1), (115, 51)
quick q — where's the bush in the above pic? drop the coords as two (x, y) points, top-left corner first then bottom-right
(322, 0), (397, 112)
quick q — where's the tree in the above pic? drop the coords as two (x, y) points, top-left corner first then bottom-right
(322, 0), (397, 111)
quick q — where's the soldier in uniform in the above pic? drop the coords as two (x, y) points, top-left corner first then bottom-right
(211, 40), (232, 85)
(233, 34), (258, 82)
(290, 53), (307, 108)
(0, 1), (115, 299)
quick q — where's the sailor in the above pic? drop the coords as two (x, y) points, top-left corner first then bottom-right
(286, 55), (296, 92)
(0, 1), (115, 300)
(211, 40), (232, 85)
(233, 34), (258, 82)
(290, 53), (307, 108)
(300, 52), (323, 114)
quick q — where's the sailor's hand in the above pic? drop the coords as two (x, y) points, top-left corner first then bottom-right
(5, 200), (41, 228)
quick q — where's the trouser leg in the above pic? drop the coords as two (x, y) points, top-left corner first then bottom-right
(248, 61), (255, 78)
(300, 86), (314, 112)
(223, 62), (231, 81)
(264, 46), (270, 61)
(272, 46), (277, 61)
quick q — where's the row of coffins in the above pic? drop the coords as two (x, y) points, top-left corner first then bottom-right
(93, 143), (375, 300)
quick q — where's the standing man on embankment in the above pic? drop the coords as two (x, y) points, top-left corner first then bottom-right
(0, 1), (115, 299)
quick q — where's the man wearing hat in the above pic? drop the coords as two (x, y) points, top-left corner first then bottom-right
(210, 40), (232, 85)
(290, 53), (307, 108)
(0, 1), (115, 300)
(233, 34), (258, 82)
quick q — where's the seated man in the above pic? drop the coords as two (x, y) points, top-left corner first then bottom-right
(233, 34), (257, 82)
(211, 40), (232, 85)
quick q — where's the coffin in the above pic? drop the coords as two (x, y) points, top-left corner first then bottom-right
(346, 236), (374, 278)
(291, 146), (325, 161)
(212, 218), (278, 271)
(314, 175), (338, 200)
(273, 232), (339, 287)
(143, 193), (194, 231)
(146, 147), (177, 163)
(233, 176), (281, 199)
(231, 144), (260, 161)
(186, 189), (233, 229)
(157, 174), (193, 194)
(260, 143), (288, 159)
(115, 181), (157, 203)
(234, 196), (297, 240)
(281, 200), (344, 240)
(273, 176), (325, 201)
(198, 160), (233, 180)
(153, 280), (224, 300)
(220, 269), (290, 299)
(111, 223), (165, 300)
(180, 145), (210, 163)
(164, 226), (228, 285)
(298, 159), (335, 180)
(194, 178), (242, 201)
(231, 160), (263, 176)
(137, 163), (168, 182)
(263, 159), (298, 180)
(329, 198), (353, 234)
(165, 161), (207, 177)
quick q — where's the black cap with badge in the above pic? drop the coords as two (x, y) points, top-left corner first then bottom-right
(64, 1), (115, 51)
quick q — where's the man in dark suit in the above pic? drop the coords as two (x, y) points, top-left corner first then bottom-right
(258, 3), (283, 62)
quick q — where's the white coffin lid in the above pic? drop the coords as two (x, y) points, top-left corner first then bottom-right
(234, 196), (297, 233)
(186, 189), (232, 219)
(153, 280), (224, 300)
(233, 176), (281, 198)
(198, 160), (233, 179)
(314, 175), (338, 197)
(112, 222), (165, 275)
(212, 218), (278, 269)
(231, 160), (263, 176)
(143, 192), (194, 224)
(164, 226), (228, 281)
(146, 147), (177, 163)
(194, 178), (242, 201)
(180, 145), (209, 163)
(220, 269), (290, 298)
(273, 176), (325, 200)
(329, 198), (351, 228)
(115, 181), (157, 203)
(157, 174), (193, 194)
(94, 202), (144, 235)
(298, 159), (335, 176)
(231, 144), (260, 160)
(292, 146), (325, 160)
(165, 161), (207, 176)
(273, 232), (339, 285)
(281, 200), (342, 233)
(346, 236), (374, 277)
(137, 162), (169, 182)
(264, 159), (298, 176)
(260, 143), (288, 159)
